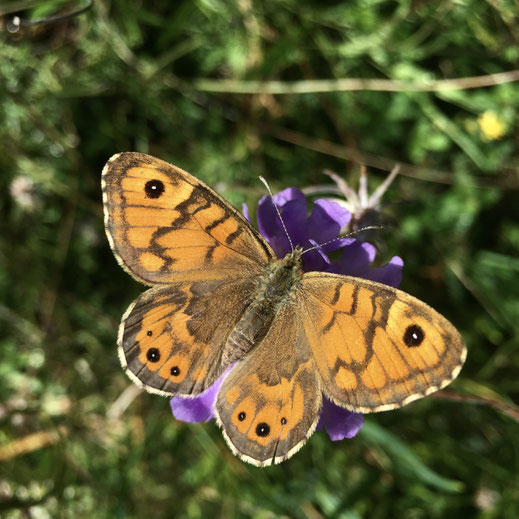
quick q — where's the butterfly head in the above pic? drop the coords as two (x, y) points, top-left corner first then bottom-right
(279, 247), (304, 271)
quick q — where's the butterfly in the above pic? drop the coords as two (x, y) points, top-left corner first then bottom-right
(102, 152), (467, 466)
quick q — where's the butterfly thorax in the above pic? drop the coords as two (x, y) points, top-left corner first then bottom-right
(221, 249), (304, 367)
(259, 248), (304, 303)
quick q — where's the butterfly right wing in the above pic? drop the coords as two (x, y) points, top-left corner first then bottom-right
(102, 152), (274, 285)
(103, 152), (277, 396)
(119, 276), (258, 396)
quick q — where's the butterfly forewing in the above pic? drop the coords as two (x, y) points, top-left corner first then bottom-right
(300, 272), (467, 413)
(102, 152), (274, 285)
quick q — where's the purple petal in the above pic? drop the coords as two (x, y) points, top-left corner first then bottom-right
(280, 199), (311, 247)
(170, 370), (228, 423)
(321, 237), (356, 254)
(308, 239), (332, 266)
(317, 397), (364, 441)
(272, 187), (306, 206)
(256, 195), (280, 241)
(242, 203), (252, 223)
(307, 199), (351, 243)
(258, 188), (306, 242)
(257, 195), (308, 257)
(267, 234), (293, 259)
(301, 247), (330, 272)
(364, 256), (403, 288)
(330, 240), (376, 277)
(300, 201), (350, 272)
(301, 253), (328, 272)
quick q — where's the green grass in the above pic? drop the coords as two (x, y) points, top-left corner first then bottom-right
(1, 0), (519, 517)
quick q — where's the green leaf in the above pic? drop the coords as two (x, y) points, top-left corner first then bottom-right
(360, 421), (464, 493)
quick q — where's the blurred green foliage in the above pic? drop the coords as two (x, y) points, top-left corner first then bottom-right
(1, 0), (518, 517)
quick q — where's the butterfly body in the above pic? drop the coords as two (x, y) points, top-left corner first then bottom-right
(223, 250), (303, 365)
(102, 152), (466, 466)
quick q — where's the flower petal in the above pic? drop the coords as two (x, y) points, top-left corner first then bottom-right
(256, 195), (280, 242)
(272, 187), (306, 206)
(280, 199), (311, 248)
(331, 240), (376, 277)
(242, 203), (252, 223)
(170, 370), (228, 423)
(317, 397), (364, 441)
(307, 199), (351, 243)
(257, 194), (308, 257)
(364, 255), (403, 288)
(303, 239), (332, 272)
(259, 187), (306, 239)
(322, 237), (356, 253)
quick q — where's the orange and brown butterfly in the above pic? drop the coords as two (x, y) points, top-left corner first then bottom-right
(102, 152), (467, 466)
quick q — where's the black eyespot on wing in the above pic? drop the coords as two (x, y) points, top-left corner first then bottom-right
(147, 330), (153, 336)
(403, 324), (425, 347)
(146, 348), (161, 362)
(238, 412), (246, 421)
(281, 417), (287, 425)
(170, 366), (180, 376)
(145, 179), (165, 199)
(255, 422), (270, 437)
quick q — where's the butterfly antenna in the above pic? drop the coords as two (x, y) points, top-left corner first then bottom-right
(301, 225), (384, 255)
(259, 176), (294, 252)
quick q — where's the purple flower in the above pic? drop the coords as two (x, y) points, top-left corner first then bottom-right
(171, 187), (403, 442)
(171, 367), (230, 423)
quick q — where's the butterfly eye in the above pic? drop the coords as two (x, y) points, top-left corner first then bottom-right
(255, 422), (270, 437)
(403, 324), (425, 347)
(144, 179), (165, 199)
(146, 348), (161, 362)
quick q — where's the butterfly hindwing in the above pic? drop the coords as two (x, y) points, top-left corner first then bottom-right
(215, 300), (322, 466)
(119, 276), (260, 396)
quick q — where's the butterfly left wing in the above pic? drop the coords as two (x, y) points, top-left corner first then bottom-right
(301, 272), (467, 413)
(215, 301), (322, 466)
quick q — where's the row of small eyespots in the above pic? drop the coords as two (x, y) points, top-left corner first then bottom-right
(237, 411), (287, 437)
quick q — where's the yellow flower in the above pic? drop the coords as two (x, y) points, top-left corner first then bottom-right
(478, 110), (506, 141)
